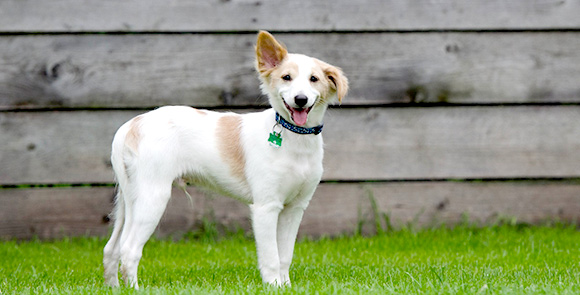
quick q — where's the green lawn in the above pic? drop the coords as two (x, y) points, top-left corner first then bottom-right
(2, 224), (580, 294)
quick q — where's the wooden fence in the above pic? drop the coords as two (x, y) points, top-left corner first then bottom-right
(1, 0), (580, 239)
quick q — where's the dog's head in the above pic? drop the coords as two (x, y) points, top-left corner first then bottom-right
(256, 31), (348, 127)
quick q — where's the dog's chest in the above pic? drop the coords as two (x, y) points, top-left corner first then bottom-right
(264, 138), (324, 199)
(279, 151), (320, 178)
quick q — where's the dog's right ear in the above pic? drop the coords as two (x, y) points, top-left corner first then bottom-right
(256, 31), (288, 74)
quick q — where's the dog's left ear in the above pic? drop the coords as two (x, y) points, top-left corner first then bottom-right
(256, 31), (288, 74)
(325, 65), (349, 103)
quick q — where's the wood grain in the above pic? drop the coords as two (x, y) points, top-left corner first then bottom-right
(322, 106), (580, 180)
(2, 33), (580, 109)
(0, 186), (249, 240)
(1, 107), (579, 184)
(3, 181), (580, 239)
(304, 181), (580, 236)
(2, 0), (579, 241)
(1, 0), (579, 33)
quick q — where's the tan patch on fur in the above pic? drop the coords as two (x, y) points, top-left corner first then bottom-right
(268, 61), (299, 88)
(192, 107), (208, 116)
(216, 115), (246, 182)
(314, 59), (349, 103)
(125, 115), (143, 154)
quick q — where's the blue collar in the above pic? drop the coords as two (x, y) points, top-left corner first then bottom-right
(275, 113), (323, 135)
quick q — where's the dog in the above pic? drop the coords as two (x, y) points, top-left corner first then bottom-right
(103, 31), (348, 289)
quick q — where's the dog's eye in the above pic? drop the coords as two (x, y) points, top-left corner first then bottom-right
(310, 76), (319, 83)
(282, 75), (292, 81)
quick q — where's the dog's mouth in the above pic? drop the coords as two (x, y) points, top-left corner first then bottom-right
(284, 101), (311, 126)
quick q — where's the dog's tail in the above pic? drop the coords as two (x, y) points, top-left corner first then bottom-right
(106, 119), (135, 232)
(109, 119), (136, 231)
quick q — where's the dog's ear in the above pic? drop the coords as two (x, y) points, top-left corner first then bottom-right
(256, 31), (288, 74)
(325, 65), (349, 103)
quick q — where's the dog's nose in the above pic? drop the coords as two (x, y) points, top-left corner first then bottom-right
(294, 94), (308, 108)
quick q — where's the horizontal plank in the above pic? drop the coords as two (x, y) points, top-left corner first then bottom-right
(0, 187), (114, 239)
(3, 181), (580, 239)
(323, 106), (580, 180)
(2, 32), (580, 109)
(304, 181), (580, 236)
(1, 106), (579, 184)
(0, 186), (249, 240)
(1, 0), (579, 33)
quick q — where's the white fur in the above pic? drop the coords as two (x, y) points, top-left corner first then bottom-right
(103, 31), (347, 289)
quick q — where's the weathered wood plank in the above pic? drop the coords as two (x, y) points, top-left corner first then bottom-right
(3, 181), (580, 239)
(0, 186), (249, 240)
(0, 187), (114, 239)
(1, 0), (579, 32)
(2, 32), (580, 109)
(303, 181), (580, 236)
(0, 35), (256, 109)
(323, 106), (580, 180)
(1, 107), (579, 184)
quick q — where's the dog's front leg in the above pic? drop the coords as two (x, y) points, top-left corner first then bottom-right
(250, 202), (284, 285)
(276, 201), (308, 286)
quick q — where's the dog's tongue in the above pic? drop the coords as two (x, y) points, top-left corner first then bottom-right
(292, 109), (308, 126)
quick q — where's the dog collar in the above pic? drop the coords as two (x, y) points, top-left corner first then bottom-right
(275, 112), (323, 135)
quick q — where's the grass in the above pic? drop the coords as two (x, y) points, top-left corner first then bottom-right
(2, 224), (580, 294)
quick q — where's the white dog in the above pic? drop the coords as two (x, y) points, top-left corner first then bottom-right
(103, 31), (348, 289)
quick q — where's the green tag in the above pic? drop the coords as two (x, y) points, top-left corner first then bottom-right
(268, 131), (282, 148)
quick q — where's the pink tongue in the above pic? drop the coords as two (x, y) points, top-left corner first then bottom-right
(292, 109), (309, 126)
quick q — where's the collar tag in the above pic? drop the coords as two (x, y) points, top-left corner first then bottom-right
(268, 122), (283, 148)
(268, 131), (282, 148)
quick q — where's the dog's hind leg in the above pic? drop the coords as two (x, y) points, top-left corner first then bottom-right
(103, 190), (125, 287)
(104, 143), (131, 288)
(119, 180), (173, 289)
